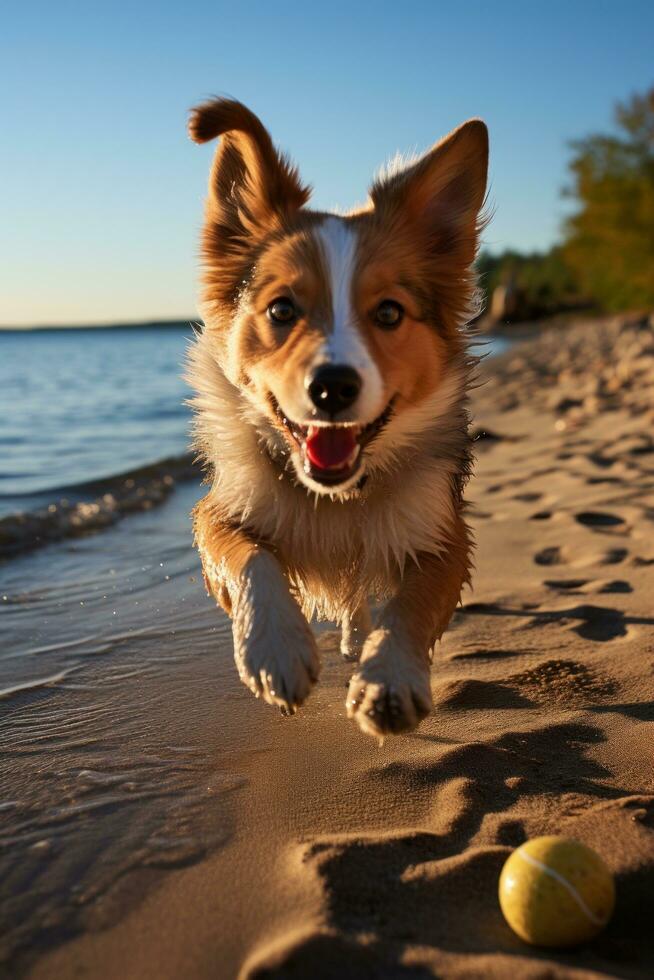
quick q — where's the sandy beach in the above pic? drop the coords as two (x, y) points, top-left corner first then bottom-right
(2, 314), (654, 979)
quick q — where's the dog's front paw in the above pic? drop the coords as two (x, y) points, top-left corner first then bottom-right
(346, 628), (432, 737)
(232, 553), (320, 715)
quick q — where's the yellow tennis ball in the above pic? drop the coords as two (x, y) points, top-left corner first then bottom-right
(499, 836), (615, 947)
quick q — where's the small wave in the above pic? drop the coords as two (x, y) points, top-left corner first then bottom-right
(0, 667), (80, 700)
(0, 454), (199, 560)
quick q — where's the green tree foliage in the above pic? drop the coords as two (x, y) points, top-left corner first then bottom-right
(563, 87), (654, 311)
(477, 248), (583, 321)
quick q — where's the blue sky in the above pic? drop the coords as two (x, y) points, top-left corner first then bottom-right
(2, 1), (653, 326)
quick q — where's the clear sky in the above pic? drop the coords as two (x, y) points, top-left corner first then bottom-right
(2, 0), (653, 326)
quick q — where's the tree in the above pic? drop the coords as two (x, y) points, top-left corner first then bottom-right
(563, 87), (654, 311)
(476, 248), (583, 321)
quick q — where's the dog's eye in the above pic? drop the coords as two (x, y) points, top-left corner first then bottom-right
(267, 297), (297, 325)
(375, 300), (404, 329)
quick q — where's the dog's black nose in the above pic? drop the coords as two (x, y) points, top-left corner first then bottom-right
(307, 364), (362, 415)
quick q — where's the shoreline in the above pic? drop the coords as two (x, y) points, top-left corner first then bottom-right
(0, 454), (197, 559)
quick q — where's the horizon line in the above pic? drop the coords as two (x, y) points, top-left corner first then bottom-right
(0, 317), (201, 332)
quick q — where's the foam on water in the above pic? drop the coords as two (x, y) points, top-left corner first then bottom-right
(0, 453), (197, 558)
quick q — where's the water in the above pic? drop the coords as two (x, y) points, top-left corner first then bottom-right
(0, 482), (246, 969)
(0, 325), (192, 517)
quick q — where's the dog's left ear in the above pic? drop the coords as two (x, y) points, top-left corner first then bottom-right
(370, 119), (489, 263)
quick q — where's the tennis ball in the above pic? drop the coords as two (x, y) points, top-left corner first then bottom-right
(499, 836), (615, 947)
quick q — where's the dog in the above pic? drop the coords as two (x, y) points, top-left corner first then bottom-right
(186, 98), (488, 737)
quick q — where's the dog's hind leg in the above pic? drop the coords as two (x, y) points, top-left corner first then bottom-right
(340, 602), (372, 662)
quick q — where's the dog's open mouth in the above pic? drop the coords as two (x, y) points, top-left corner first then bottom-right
(272, 399), (395, 486)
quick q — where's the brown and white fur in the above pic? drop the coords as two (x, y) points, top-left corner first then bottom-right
(186, 98), (488, 738)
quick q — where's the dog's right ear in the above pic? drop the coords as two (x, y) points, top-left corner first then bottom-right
(188, 98), (310, 240)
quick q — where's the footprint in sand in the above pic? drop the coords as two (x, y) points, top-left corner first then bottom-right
(575, 547), (630, 567)
(544, 578), (633, 595)
(553, 604), (629, 642)
(434, 678), (535, 710)
(587, 451), (615, 469)
(509, 659), (618, 707)
(557, 603), (648, 642)
(534, 546), (566, 566)
(543, 578), (589, 592)
(460, 598), (649, 642)
(575, 511), (626, 529)
(449, 647), (531, 662)
(535, 545), (630, 568)
(595, 580), (634, 594)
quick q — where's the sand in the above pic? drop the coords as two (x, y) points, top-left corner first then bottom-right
(3, 314), (654, 979)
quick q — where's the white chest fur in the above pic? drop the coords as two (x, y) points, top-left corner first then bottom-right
(188, 330), (468, 620)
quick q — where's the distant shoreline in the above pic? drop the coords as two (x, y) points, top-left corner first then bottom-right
(0, 318), (199, 333)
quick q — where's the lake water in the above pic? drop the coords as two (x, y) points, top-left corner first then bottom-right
(0, 325), (192, 517)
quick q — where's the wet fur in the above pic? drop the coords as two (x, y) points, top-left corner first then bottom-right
(187, 98), (488, 736)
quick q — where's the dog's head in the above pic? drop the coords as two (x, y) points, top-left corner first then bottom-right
(189, 99), (488, 497)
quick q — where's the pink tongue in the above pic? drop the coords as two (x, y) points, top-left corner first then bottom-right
(305, 426), (357, 470)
